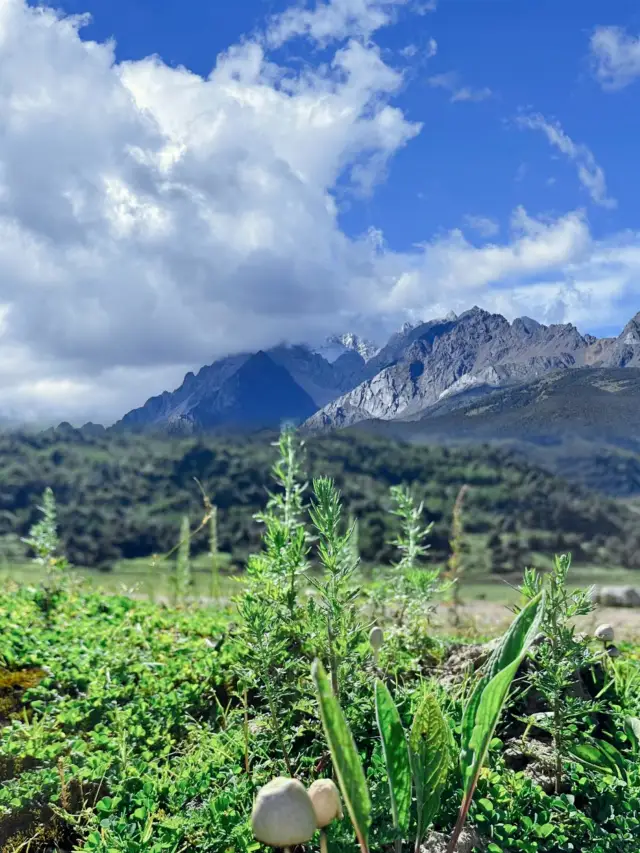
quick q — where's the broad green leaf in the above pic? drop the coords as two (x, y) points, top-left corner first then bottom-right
(625, 716), (640, 751)
(375, 680), (412, 840)
(312, 659), (371, 851)
(409, 689), (452, 849)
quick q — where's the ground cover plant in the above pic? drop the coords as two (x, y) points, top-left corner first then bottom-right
(1, 427), (640, 853)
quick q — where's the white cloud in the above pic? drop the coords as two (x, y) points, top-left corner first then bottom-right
(590, 25), (640, 90)
(464, 215), (499, 238)
(516, 113), (616, 209)
(266, 0), (410, 47)
(401, 38), (436, 59)
(415, 0), (438, 12)
(0, 0), (638, 427)
(428, 71), (492, 102)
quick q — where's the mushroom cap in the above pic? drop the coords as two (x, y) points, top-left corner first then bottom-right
(607, 645), (622, 658)
(595, 624), (615, 643)
(308, 779), (343, 828)
(251, 777), (317, 847)
(369, 626), (384, 652)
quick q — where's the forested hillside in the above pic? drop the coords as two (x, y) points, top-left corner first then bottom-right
(0, 427), (637, 572)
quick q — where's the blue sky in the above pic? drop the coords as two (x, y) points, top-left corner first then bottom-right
(1, 0), (639, 423)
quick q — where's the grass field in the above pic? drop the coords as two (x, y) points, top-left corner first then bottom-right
(3, 550), (639, 606)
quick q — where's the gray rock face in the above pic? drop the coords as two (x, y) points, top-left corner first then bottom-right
(303, 307), (597, 431)
(596, 312), (640, 368)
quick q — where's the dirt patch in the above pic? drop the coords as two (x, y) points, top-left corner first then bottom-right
(432, 601), (640, 644)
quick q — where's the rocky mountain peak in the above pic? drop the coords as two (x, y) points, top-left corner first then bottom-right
(316, 332), (379, 364)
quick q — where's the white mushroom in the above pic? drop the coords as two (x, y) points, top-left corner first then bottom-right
(595, 624), (615, 644)
(308, 779), (343, 827)
(369, 626), (384, 664)
(251, 777), (317, 850)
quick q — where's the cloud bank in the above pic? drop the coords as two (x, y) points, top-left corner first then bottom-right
(0, 0), (637, 425)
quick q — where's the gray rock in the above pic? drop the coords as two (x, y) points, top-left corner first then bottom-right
(591, 585), (640, 607)
(421, 827), (484, 853)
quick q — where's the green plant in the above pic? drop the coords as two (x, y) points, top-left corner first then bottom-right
(307, 477), (366, 700)
(375, 679), (412, 852)
(409, 688), (452, 852)
(520, 554), (600, 794)
(385, 484), (443, 631)
(444, 484), (470, 623)
(448, 589), (545, 853)
(209, 503), (220, 601)
(174, 514), (192, 605)
(312, 659), (372, 853)
(22, 487), (69, 584)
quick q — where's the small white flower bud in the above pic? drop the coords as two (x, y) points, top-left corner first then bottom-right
(308, 779), (343, 828)
(369, 626), (384, 652)
(251, 777), (316, 847)
(595, 624), (615, 643)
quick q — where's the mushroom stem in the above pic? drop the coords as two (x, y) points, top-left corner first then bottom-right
(320, 829), (329, 853)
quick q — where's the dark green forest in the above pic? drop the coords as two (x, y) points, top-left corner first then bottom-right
(0, 425), (638, 571)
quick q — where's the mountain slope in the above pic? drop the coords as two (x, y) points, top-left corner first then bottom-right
(348, 367), (640, 496)
(356, 367), (640, 443)
(113, 306), (640, 437)
(302, 306), (599, 431)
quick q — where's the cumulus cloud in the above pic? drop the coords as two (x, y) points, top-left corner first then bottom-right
(590, 25), (640, 90)
(516, 113), (616, 209)
(464, 215), (500, 238)
(0, 0), (638, 427)
(265, 0), (410, 47)
(427, 71), (492, 102)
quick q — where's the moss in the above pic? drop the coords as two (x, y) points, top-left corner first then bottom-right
(0, 667), (47, 724)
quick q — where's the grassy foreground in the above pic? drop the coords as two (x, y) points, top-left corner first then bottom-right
(1, 429), (640, 853)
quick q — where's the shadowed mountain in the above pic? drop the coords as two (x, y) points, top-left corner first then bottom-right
(115, 351), (318, 434)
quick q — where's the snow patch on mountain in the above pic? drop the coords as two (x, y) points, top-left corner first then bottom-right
(315, 333), (380, 363)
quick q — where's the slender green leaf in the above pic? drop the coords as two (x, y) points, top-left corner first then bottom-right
(409, 689), (452, 849)
(449, 592), (545, 853)
(375, 680), (412, 840)
(464, 658), (521, 790)
(460, 591), (544, 785)
(567, 741), (627, 780)
(312, 659), (371, 851)
(485, 591), (546, 680)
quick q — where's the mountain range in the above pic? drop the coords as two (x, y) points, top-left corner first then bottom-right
(107, 305), (640, 439)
